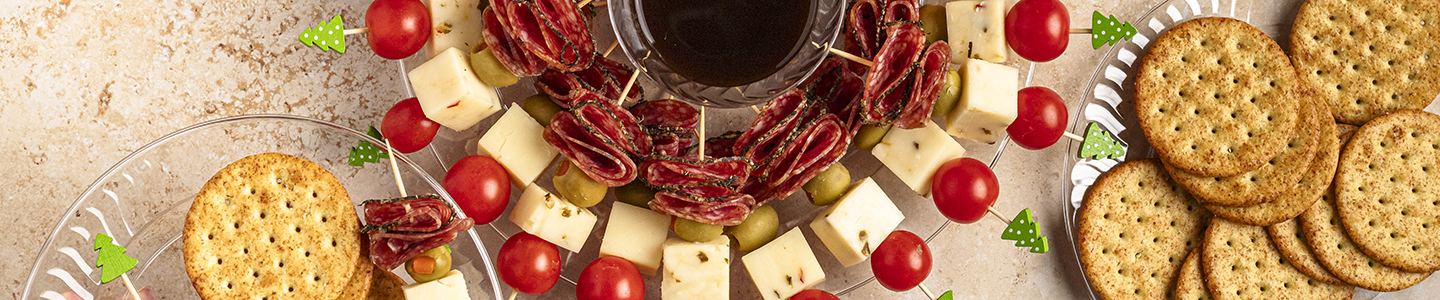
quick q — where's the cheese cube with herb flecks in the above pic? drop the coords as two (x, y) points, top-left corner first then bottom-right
(661, 237), (730, 300)
(742, 229), (825, 300)
(945, 58), (1018, 143)
(809, 178), (905, 267)
(509, 184), (597, 253)
(600, 203), (671, 275)
(945, 0), (1007, 63)
(873, 121), (967, 194)
(427, 0), (486, 57)
(409, 47), (502, 131)
(477, 104), (557, 186)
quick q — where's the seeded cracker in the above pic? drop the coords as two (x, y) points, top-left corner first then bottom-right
(1335, 110), (1440, 272)
(1079, 160), (1209, 300)
(1170, 94), (1325, 208)
(1200, 219), (1352, 299)
(1135, 17), (1300, 177)
(1202, 100), (1339, 222)
(1290, 0), (1440, 125)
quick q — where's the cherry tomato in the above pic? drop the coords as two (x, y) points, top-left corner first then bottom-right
(577, 256), (644, 300)
(932, 158), (999, 224)
(444, 155), (511, 224)
(366, 0), (431, 59)
(497, 232), (562, 294)
(1008, 86), (1068, 150)
(381, 97), (441, 153)
(789, 289), (839, 300)
(871, 230), (933, 291)
(1005, 0), (1070, 62)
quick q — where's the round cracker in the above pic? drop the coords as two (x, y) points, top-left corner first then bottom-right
(1290, 0), (1440, 125)
(1265, 220), (1344, 285)
(1136, 17), (1301, 177)
(1201, 103), (1340, 223)
(1173, 97), (1326, 208)
(369, 269), (407, 299)
(1335, 110), (1440, 272)
(1079, 159), (1210, 300)
(1299, 191), (1430, 291)
(337, 235), (375, 299)
(183, 153), (361, 300)
(1200, 219), (1353, 299)
(1172, 252), (1211, 300)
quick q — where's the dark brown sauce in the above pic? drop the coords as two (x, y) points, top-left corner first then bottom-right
(640, 0), (813, 87)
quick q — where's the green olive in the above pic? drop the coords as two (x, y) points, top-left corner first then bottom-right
(469, 48), (520, 88)
(554, 161), (607, 208)
(920, 5), (948, 44)
(932, 69), (962, 118)
(803, 164), (852, 206)
(615, 181), (656, 208)
(672, 218), (724, 243)
(727, 205), (779, 252)
(521, 94), (562, 125)
(404, 245), (453, 283)
(855, 123), (893, 151)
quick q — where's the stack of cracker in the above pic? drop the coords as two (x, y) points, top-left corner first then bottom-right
(1081, 1), (1440, 296)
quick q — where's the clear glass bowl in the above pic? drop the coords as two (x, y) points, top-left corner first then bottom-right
(21, 115), (502, 299)
(607, 0), (847, 108)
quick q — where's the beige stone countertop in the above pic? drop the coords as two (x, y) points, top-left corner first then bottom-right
(4, 0), (1439, 299)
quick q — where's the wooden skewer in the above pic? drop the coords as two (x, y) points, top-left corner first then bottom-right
(697, 107), (706, 160)
(602, 40), (620, 57)
(987, 206), (1010, 224)
(617, 67), (643, 105)
(1070, 28), (1093, 34)
(576, 0), (592, 8)
(918, 283), (937, 299)
(750, 105), (761, 114)
(121, 274), (142, 300)
(383, 139), (409, 196)
(826, 47), (874, 67)
(1064, 131), (1085, 142)
(342, 28), (368, 36)
(508, 291), (519, 300)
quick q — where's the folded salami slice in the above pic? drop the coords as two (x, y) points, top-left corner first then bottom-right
(535, 57), (640, 108)
(742, 115), (850, 202)
(361, 196), (455, 233)
(368, 218), (474, 270)
(703, 131), (743, 159)
(893, 41), (950, 128)
(631, 99), (699, 130)
(861, 23), (924, 125)
(642, 158), (749, 190)
(649, 192), (757, 226)
(544, 110), (639, 187)
(848, 0), (884, 58)
(483, 7), (545, 76)
(802, 57), (866, 131)
(491, 0), (595, 72)
(882, 0), (920, 32)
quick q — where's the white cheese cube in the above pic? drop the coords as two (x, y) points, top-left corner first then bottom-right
(426, 0), (486, 58)
(808, 178), (905, 267)
(600, 203), (672, 276)
(409, 47), (502, 131)
(402, 270), (469, 300)
(874, 121), (967, 194)
(946, 58), (1018, 143)
(662, 237), (730, 300)
(946, 0), (1007, 63)
(477, 104), (558, 186)
(742, 229), (826, 300)
(509, 184), (598, 252)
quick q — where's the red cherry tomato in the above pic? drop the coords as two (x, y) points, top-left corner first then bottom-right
(577, 256), (645, 300)
(1008, 86), (1068, 150)
(789, 289), (839, 300)
(497, 232), (562, 294)
(381, 97), (441, 153)
(443, 155), (511, 224)
(365, 0), (431, 59)
(932, 158), (999, 224)
(871, 230), (933, 291)
(1005, 0), (1070, 62)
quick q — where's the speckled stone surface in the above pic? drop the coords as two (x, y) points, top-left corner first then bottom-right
(3, 0), (1437, 299)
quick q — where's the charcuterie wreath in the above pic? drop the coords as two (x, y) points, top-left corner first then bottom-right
(84, 0), (1146, 299)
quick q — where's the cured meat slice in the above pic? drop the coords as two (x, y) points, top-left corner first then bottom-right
(847, 0), (884, 58)
(648, 130), (695, 158)
(545, 110), (639, 187)
(368, 218), (474, 270)
(492, 0), (595, 72)
(742, 115), (850, 202)
(361, 196), (455, 233)
(483, 7), (545, 76)
(535, 57), (640, 108)
(571, 97), (653, 157)
(882, 0), (920, 31)
(893, 41), (950, 128)
(642, 158), (749, 190)
(649, 192), (757, 226)
(703, 131), (743, 159)
(631, 99), (699, 130)
(802, 57), (866, 130)
(860, 23), (925, 126)
(734, 90), (809, 158)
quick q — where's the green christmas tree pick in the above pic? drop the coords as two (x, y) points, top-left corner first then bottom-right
(1001, 208), (1049, 254)
(94, 233), (138, 284)
(300, 15), (347, 54)
(937, 290), (954, 300)
(1079, 122), (1127, 160)
(1091, 11), (1138, 49)
(348, 126), (390, 166)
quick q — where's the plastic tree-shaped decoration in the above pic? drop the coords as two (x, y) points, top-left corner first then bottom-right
(1078, 122), (1127, 159)
(94, 233), (138, 284)
(300, 15), (347, 53)
(1090, 11), (1137, 49)
(937, 290), (954, 300)
(1001, 208), (1050, 254)
(349, 126), (391, 166)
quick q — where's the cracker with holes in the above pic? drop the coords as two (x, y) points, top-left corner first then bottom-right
(1078, 159), (1209, 300)
(1299, 189), (1430, 291)
(1135, 17), (1301, 177)
(1169, 95), (1325, 208)
(1202, 102), (1340, 223)
(337, 235), (375, 298)
(183, 153), (361, 300)
(1291, 0), (1440, 125)
(1172, 252), (1211, 300)
(1200, 219), (1353, 299)
(1335, 110), (1440, 272)
(1265, 220), (1344, 285)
